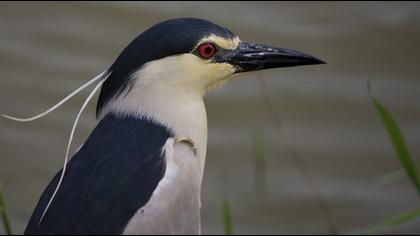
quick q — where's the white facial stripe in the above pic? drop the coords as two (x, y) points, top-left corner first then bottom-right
(196, 34), (241, 50)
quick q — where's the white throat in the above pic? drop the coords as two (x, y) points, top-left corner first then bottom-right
(100, 55), (219, 174)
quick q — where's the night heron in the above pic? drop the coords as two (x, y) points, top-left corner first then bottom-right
(8, 18), (324, 234)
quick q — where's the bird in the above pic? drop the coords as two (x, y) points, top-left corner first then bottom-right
(16, 18), (324, 235)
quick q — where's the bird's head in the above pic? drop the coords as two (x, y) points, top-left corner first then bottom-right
(97, 18), (324, 117)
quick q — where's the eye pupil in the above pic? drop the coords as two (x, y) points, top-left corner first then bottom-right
(204, 47), (212, 54)
(198, 43), (216, 59)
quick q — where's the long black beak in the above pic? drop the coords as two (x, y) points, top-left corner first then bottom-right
(218, 42), (325, 73)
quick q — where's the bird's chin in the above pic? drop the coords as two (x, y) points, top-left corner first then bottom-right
(205, 74), (240, 93)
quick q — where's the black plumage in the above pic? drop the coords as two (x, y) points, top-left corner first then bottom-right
(25, 114), (173, 235)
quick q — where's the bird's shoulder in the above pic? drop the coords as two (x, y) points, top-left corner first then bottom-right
(122, 138), (202, 235)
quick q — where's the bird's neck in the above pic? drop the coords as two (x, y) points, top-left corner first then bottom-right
(100, 79), (208, 176)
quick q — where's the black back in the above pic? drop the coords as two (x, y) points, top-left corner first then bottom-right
(25, 114), (173, 235)
(96, 18), (235, 116)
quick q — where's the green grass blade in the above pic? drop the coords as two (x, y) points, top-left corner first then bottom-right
(222, 197), (234, 235)
(356, 208), (420, 234)
(368, 82), (420, 195)
(0, 182), (13, 235)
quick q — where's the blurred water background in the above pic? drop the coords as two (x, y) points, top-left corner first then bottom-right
(0, 1), (419, 234)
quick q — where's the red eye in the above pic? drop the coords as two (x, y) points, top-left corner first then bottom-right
(197, 43), (217, 59)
